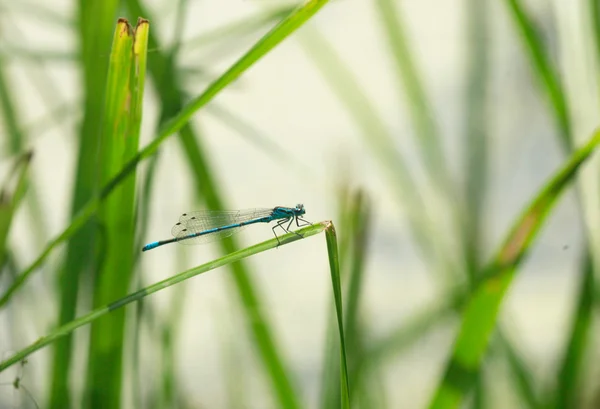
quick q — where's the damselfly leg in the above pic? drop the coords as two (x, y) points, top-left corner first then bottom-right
(296, 216), (311, 227)
(272, 216), (306, 246)
(272, 218), (289, 245)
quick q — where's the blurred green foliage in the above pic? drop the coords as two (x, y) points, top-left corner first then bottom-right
(0, 1), (600, 409)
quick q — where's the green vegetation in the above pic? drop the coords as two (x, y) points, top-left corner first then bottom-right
(0, 1), (599, 408)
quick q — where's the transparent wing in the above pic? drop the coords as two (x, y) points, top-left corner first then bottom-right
(175, 225), (247, 245)
(171, 208), (274, 245)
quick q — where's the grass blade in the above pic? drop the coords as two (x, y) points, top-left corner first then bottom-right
(506, 3), (597, 407)
(84, 18), (148, 409)
(462, 0), (490, 280)
(374, 0), (448, 185)
(504, 0), (572, 148)
(0, 222), (326, 373)
(496, 329), (542, 409)
(180, 5), (294, 52)
(551, 251), (594, 408)
(428, 128), (600, 409)
(48, 1), (120, 407)
(0, 152), (32, 271)
(325, 222), (351, 409)
(320, 189), (370, 409)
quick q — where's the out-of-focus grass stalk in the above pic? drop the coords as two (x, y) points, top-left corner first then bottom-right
(0, 223), (326, 372)
(462, 0), (490, 282)
(428, 129), (600, 409)
(503, 2), (597, 407)
(553, 251), (594, 409)
(495, 330), (542, 409)
(180, 5), (295, 52)
(48, 1), (120, 407)
(0, 152), (32, 271)
(85, 18), (148, 409)
(373, 0), (449, 190)
(373, 0), (468, 287)
(206, 104), (308, 174)
(0, 0), (74, 29)
(592, 0), (600, 67)
(0, 54), (24, 154)
(299, 28), (455, 282)
(504, 0), (572, 148)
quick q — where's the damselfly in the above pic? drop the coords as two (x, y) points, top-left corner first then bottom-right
(142, 204), (310, 252)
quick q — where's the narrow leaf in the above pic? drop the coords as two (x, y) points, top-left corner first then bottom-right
(428, 129), (600, 409)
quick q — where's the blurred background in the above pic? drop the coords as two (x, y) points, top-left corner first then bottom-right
(0, 0), (599, 408)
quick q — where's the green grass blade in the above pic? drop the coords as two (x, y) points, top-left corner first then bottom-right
(206, 104), (309, 173)
(591, 0), (600, 65)
(0, 53), (24, 154)
(325, 222), (351, 409)
(0, 223), (326, 373)
(0, 0), (74, 29)
(85, 18), (148, 409)
(506, 3), (596, 407)
(0, 152), (32, 271)
(178, 124), (302, 408)
(180, 5), (294, 52)
(504, 0), (572, 148)
(428, 129), (600, 409)
(374, 0), (448, 184)
(496, 329), (542, 409)
(551, 251), (594, 408)
(356, 286), (465, 380)
(462, 0), (490, 280)
(0, 46), (76, 63)
(48, 1), (120, 407)
(0, 0), (330, 311)
(155, 0), (331, 141)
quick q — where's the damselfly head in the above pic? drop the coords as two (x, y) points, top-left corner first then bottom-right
(295, 204), (305, 215)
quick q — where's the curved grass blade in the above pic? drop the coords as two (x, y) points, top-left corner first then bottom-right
(504, 0), (572, 148)
(462, 0), (490, 282)
(206, 103), (309, 174)
(505, 3), (599, 407)
(592, 0), (600, 66)
(48, 1), (121, 407)
(180, 5), (294, 52)
(0, 0), (331, 308)
(320, 189), (371, 409)
(0, 152), (32, 273)
(374, 0), (448, 186)
(324, 222), (350, 409)
(552, 250), (594, 409)
(428, 128), (600, 409)
(0, 222), (326, 373)
(496, 329), (542, 409)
